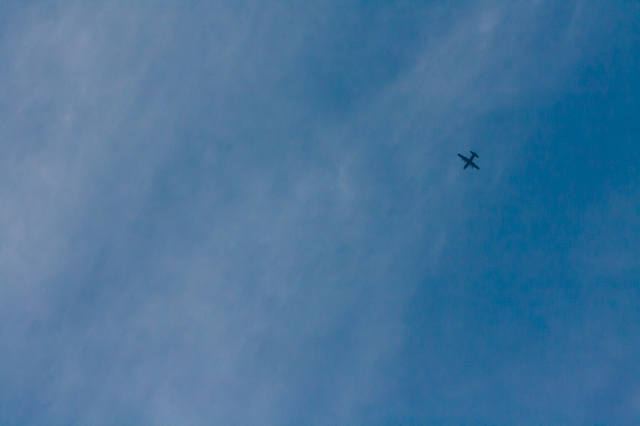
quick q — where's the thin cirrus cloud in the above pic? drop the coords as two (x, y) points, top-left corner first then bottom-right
(0, 1), (637, 424)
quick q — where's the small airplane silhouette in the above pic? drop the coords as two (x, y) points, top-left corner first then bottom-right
(458, 151), (480, 170)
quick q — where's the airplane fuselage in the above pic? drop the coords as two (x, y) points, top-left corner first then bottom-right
(458, 151), (479, 170)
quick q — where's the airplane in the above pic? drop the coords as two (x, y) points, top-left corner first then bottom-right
(458, 151), (480, 170)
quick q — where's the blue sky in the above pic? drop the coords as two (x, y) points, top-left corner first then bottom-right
(0, 1), (638, 424)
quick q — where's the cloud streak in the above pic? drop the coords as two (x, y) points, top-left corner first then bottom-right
(0, 1), (637, 424)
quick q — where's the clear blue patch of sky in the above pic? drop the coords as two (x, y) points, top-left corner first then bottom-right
(392, 8), (640, 423)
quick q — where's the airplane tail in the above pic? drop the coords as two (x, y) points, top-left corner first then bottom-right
(470, 150), (479, 158)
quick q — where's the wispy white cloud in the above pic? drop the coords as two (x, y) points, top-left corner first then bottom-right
(0, 1), (634, 424)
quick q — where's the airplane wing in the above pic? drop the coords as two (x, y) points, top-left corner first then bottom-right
(458, 154), (469, 161)
(470, 162), (479, 170)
